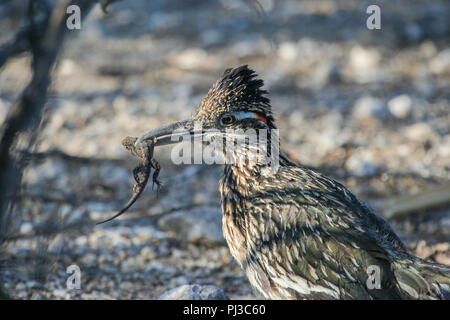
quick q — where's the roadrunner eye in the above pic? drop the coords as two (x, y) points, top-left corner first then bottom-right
(219, 114), (236, 126)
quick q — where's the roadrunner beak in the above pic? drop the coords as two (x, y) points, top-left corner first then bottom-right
(136, 119), (198, 146)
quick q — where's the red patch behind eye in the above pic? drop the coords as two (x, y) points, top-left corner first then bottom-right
(254, 113), (268, 124)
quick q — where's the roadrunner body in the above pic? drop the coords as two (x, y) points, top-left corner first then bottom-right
(132, 65), (450, 299)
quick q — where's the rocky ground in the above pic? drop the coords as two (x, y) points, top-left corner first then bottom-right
(0, 0), (449, 299)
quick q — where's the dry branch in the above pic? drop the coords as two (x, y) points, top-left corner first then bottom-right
(382, 183), (450, 219)
(0, 0), (98, 295)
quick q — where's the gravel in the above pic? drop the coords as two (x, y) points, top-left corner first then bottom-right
(0, 0), (448, 300)
(158, 207), (224, 244)
(158, 284), (229, 300)
(388, 95), (412, 119)
(353, 96), (386, 120)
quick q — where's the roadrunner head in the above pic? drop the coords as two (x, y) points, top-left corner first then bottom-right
(136, 65), (279, 168)
(192, 65), (276, 130)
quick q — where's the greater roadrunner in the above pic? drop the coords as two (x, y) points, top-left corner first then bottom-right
(136, 65), (450, 300)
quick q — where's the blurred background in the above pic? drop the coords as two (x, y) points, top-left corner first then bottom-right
(0, 0), (449, 299)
